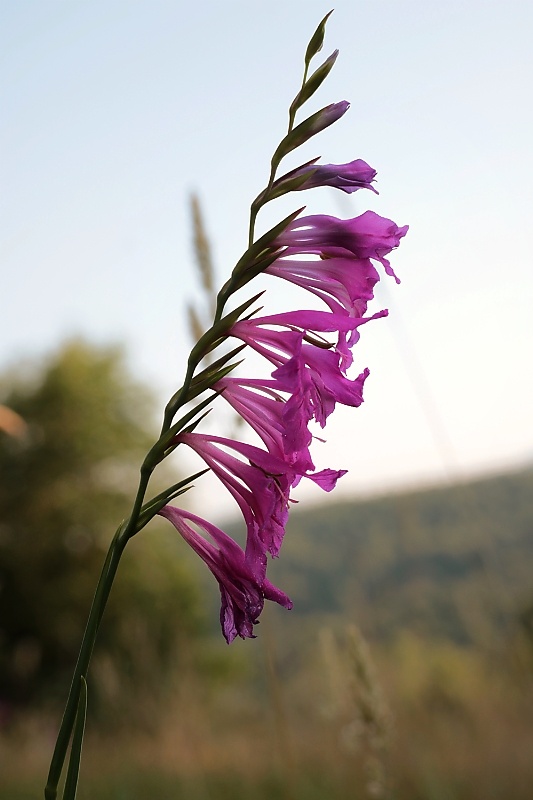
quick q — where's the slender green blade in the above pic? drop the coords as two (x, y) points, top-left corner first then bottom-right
(62, 676), (87, 800)
(187, 356), (245, 402)
(305, 10), (333, 65)
(291, 50), (338, 114)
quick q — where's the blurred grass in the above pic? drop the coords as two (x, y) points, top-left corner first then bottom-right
(2, 630), (533, 800)
(3, 467), (533, 799)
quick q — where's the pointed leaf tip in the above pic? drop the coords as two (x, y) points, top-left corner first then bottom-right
(291, 49), (339, 114)
(305, 10), (334, 66)
(273, 102), (348, 162)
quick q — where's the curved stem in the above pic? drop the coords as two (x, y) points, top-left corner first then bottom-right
(45, 39), (317, 800)
(44, 467), (152, 800)
(248, 62), (308, 248)
(248, 204), (259, 249)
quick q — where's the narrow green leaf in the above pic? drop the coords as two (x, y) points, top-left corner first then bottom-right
(61, 676), (87, 800)
(304, 10), (333, 66)
(45, 681), (82, 800)
(193, 343), (247, 376)
(179, 409), (212, 436)
(136, 472), (208, 530)
(189, 292), (264, 365)
(140, 471), (209, 515)
(231, 207), (304, 280)
(147, 387), (223, 467)
(187, 359), (244, 403)
(231, 250), (282, 293)
(290, 50), (338, 115)
(145, 389), (220, 466)
(274, 171), (317, 194)
(265, 160), (320, 202)
(188, 345), (246, 399)
(272, 102), (347, 165)
(167, 388), (221, 438)
(208, 292), (264, 342)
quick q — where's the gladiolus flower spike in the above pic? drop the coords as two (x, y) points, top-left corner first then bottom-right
(45, 15), (408, 800)
(158, 14), (408, 642)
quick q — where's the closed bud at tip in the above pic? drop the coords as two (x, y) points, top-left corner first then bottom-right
(272, 102), (349, 169)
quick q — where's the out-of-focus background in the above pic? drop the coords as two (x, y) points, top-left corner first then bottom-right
(2, 2), (533, 799)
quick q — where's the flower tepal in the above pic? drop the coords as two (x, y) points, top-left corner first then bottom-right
(158, 12), (407, 643)
(159, 507), (292, 643)
(277, 211), (408, 283)
(176, 431), (346, 580)
(45, 14), (408, 800)
(273, 158), (378, 196)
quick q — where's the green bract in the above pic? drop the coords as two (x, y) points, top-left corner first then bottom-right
(304, 9), (333, 66)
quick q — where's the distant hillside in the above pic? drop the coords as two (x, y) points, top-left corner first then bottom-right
(261, 467), (533, 645)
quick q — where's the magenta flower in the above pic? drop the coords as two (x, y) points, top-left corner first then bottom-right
(265, 256), (380, 319)
(215, 375), (314, 470)
(276, 210), (408, 282)
(251, 308), (382, 336)
(261, 266), (385, 366)
(230, 309), (385, 422)
(215, 375), (348, 493)
(158, 26), (406, 646)
(244, 307), (388, 372)
(176, 431), (345, 576)
(274, 158), (378, 195)
(273, 340), (370, 430)
(231, 308), (384, 360)
(177, 433), (294, 557)
(158, 507), (292, 643)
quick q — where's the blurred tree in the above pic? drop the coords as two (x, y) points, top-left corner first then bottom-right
(0, 339), (208, 723)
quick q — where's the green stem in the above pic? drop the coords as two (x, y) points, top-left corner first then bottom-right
(161, 360), (195, 435)
(44, 46), (317, 800)
(44, 467), (152, 800)
(248, 62), (309, 248)
(248, 203), (259, 249)
(288, 62), (309, 132)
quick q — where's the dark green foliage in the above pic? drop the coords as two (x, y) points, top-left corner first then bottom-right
(265, 468), (533, 645)
(0, 339), (206, 719)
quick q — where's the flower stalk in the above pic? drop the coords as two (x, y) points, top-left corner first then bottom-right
(44, 11), (407, 798)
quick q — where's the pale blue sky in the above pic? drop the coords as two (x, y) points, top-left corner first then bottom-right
(2, 1), (533, 518)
